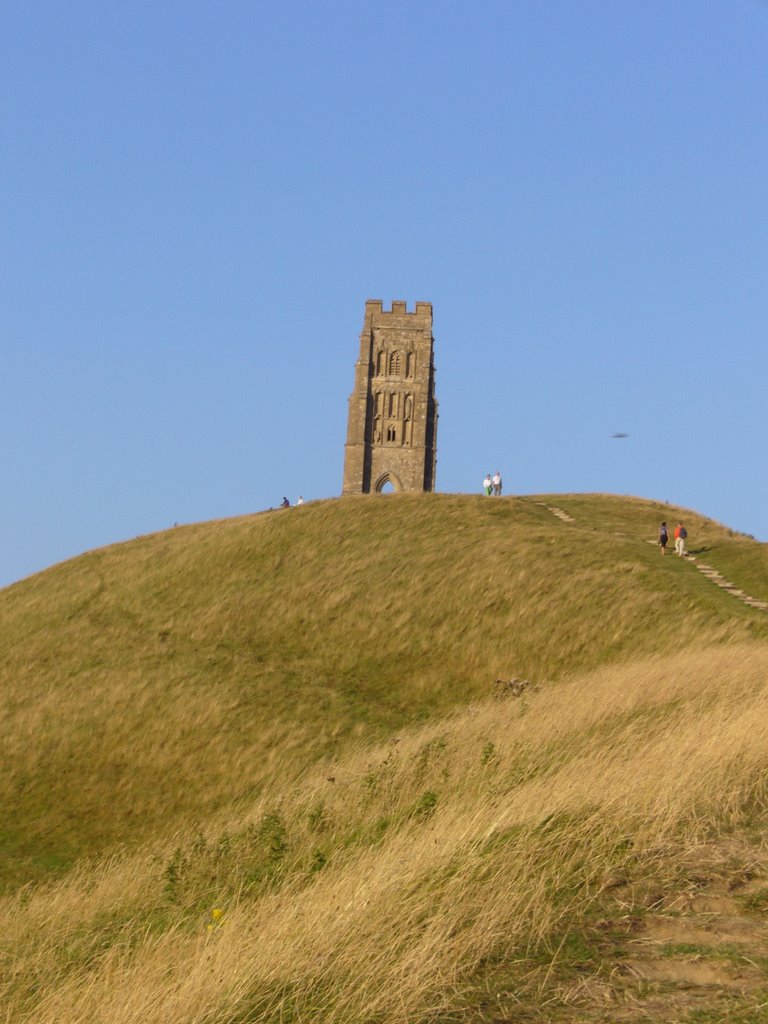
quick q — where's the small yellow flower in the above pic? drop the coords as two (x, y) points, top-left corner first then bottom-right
(211, 908), (224, 921)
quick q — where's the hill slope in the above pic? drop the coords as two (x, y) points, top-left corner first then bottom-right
(2, 492), (767, 889)
(4, 642), (768, 1023)
(3, 492), (768, 1023)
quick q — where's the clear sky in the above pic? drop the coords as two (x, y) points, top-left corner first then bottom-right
(2, 0), (767, 588)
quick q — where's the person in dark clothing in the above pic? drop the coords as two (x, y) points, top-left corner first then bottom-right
(676, 522), (688, 557)
(659, 521), (669, 556)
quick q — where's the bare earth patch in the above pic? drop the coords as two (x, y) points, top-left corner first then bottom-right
(473, 832), (768, 1023)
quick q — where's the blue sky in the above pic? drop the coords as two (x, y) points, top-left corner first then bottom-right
(2, 0), (767, 587)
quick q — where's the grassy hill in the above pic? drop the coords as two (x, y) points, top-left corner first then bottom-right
(2, 493), (768, 1022)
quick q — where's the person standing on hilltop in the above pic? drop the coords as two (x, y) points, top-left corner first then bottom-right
(492, 470), (502, 496)
(483, 474), (492, 496)
(659, 521), (669, 556)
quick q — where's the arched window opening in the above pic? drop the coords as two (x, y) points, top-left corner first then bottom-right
(389, 351), (402, 376)
(380, 480), (395, 494)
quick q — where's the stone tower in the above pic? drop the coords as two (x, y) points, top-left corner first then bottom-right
(343, 299), (438, 494)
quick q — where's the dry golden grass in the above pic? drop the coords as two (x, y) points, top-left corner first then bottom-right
(4, 641), (768, 1023)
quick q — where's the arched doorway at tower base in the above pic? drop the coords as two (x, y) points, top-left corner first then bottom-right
(374, 472), (403, 494)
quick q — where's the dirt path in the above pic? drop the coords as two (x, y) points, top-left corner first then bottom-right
(597, 859), (768, 1022)
(475, 835), (768, 1022)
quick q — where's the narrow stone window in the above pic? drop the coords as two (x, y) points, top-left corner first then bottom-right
(389, 351), (402, 376)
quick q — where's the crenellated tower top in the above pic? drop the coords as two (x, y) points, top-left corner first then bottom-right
(363, 299), (433, 318)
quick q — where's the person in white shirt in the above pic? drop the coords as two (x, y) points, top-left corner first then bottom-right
(492, 471), (502, 496)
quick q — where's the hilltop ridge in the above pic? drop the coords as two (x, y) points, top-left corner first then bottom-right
(2, 492), (766, 889)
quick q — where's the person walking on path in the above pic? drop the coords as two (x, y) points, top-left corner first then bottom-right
(676, 522), (688, 556)
(492, 471), (502, 496)
(659, 521), (669, 556)
(483, 474), (492, 496)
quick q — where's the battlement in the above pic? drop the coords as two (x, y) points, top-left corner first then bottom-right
(365, 299), (432, 319)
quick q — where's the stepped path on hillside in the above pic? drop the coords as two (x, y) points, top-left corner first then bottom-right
(615, 875), (768, 1019)
(533, 499), (768, 614)
(473, 831), (768, 1023)
(542, 836), (768, 1023)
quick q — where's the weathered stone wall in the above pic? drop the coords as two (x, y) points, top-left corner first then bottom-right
(343, 300), (438, 494)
